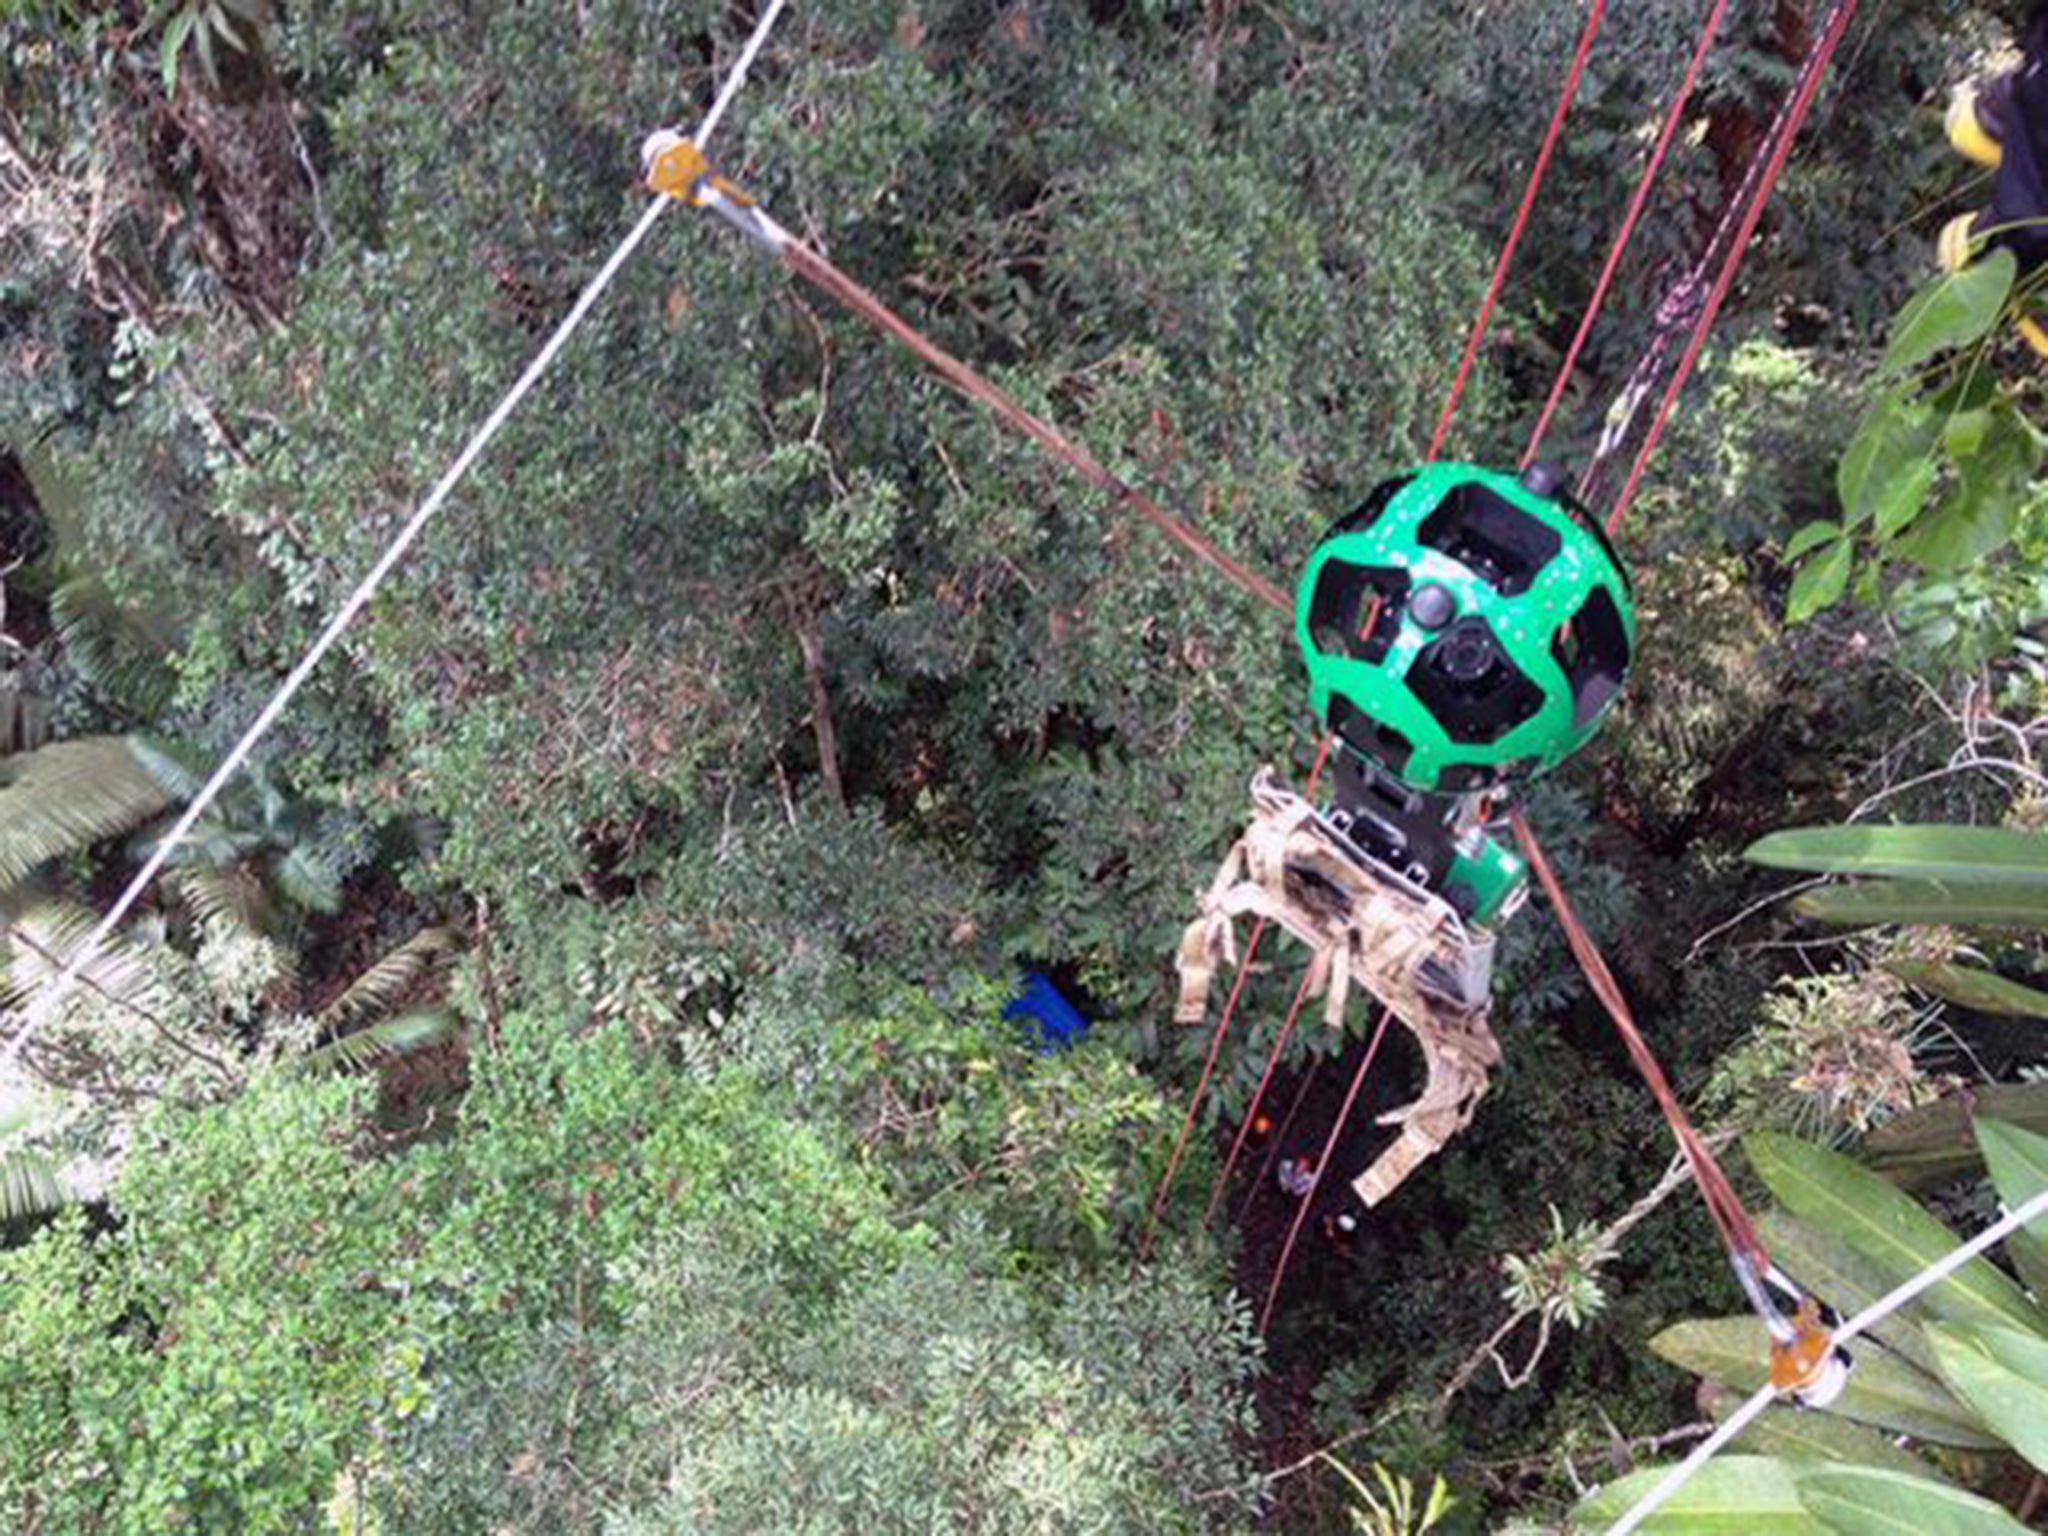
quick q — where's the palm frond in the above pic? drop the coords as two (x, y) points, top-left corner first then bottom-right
(319, 927), (458, 1029)
(171, 864), (273, 936)
(296, 1009), (460, 1076)
(126, 734), (210, 803)
(50, 575), (178, 719)
(268, 842), (343, 915)
(0, 1149), (67, 1221)
(4, 899), (168, 1017)
(0, 737), (178, 891)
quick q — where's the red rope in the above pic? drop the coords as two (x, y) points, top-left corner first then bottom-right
(1258, 1006), (1395, 1335)
(1604, 0), (1861, 533)
(1139, 913), (1270, 1261)
(1426, 0), (1611, 464)
(1522, 0), (1737, 467)
(1139, 738), (1337, 1257)
(1203, 965), (1317, 1228)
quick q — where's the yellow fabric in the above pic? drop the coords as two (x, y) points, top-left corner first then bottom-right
(1947, 85), (2004, 169)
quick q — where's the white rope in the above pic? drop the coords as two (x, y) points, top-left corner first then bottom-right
(1605, 1181), (2048, 1534)
(0, 0), (792, 1075)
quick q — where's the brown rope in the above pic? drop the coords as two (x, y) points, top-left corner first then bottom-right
(780, 241), (1294, 617)
(1509, 809), (1766, 1269)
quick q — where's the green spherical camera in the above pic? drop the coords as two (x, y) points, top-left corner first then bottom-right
(1296, 462), (1636, 795)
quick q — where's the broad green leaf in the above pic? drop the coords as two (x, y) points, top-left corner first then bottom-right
(1793, 881), (2048, 929)
(1794, 1463), (2031, 1535)
(1897, 410), (2042, 573)
(1728, 1402), (1945, 1480)
(1757, 1211), (1939, 1374)
(1837, 394), (1939, 531)
(1945, 407), (1992, 460)
(1868, 1084), (2048, 1190)
(1887, 962), (2048, 1018)
(1573, 1456), (1828, 1534)
(1649, 1317), (1996, 1446)
(1926, 1322), (2048, 1472)
(1746, 1132), (2044, 1335)
(1871, 458), (1938, 540)
(1787, 538), (1852, 623)
(1784, 521), (1843, 560)
(1882, 250), (2017, 374)
(1744, 826), (2048, 885)
(1975, 1119), (2048, 1300)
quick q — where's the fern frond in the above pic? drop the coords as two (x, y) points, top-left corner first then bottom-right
(50, 575), (178, 719)
(297, 1010), (460, 1076)
(319, 927), (458, 1029)
(0, 737), (178, 891)
(0, 1150), (67, 1221)
(4, 899), (168, 1017)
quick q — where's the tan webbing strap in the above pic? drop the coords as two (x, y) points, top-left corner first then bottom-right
(1174, 772), (1504, 1207)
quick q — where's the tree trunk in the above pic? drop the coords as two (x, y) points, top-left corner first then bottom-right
(788, 596), (847, 812)
(161, 21), (306, 323)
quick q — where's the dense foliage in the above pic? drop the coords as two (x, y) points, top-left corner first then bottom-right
(3, 1), (2046, 1532)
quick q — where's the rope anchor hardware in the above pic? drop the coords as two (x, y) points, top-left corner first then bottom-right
(639, 129), (788, 254)
(1736, 1255), (1854, 1410)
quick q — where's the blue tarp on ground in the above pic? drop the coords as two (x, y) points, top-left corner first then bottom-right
(1003, 973), (1090, 1053)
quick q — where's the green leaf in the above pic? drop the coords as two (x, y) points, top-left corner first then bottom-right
(1756, 1211), (1939, 1375)
(1649, 1317), (1996, 1446)
(1896, 410), (2042, 574)
(1871, 458), (1939, 540)
(1744, 826), (2048, 885)
(1975, 1119), (2048, 1300)
(1887, 962), (2048, 1018)
(1945, 408), (1993, 461)
(0, 737), (178, 891)
(1794, 1463), (2032, 1535)
(1868, 1084), (2048, 1190)
(1926, 1323), (2048, 1473)
(1882, 250), (2018, 374)
(1728, 1402), (1944, 1480)
(1786, 538), (1852, 623)
(1793, 881), (2048, 929)
(160, 7), (196, 95)
(1747, 1131), (2045, 1335)
(1784, 521), (1843, 561)
(1573, 1456), (1828, 1534)
(1837, 394), (1939, 530)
